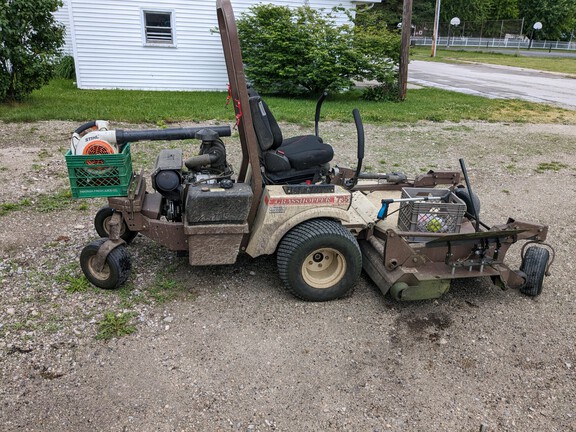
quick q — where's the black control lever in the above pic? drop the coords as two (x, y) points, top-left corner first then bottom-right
(344, 108), (365, 190)
(314, 92), (328, 138)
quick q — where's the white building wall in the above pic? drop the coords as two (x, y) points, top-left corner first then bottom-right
(66, 0), (360, 91)
(53, 0), (73, 54)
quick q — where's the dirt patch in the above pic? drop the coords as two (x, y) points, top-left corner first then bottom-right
(1, 119), (576, 431)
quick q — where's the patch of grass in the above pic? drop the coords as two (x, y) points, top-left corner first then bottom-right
(1, 78), (575, 125)
(412, 47), (576, 76)
(0, 202), (20, 216)
(148, 262), (196, 304)
(504, 163), (518, 173)
(37, 149), (51, 160)
(534, 161), (569, 173)
(1, 190), (80, 217)
(37, 190), (73, 212)
(96, 311), (137, 340)
(55, 263), (91, 293)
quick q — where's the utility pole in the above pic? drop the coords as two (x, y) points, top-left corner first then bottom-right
(431, 0), (441, 57)
(398, 0), (413, 100)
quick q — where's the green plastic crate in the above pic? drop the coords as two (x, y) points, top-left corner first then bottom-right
(65, 143), (133, 198)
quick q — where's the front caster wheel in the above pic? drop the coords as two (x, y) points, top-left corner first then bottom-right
(94, 206), (138, 244)
(519, 246), (550, 297)
(277, 219), (362, 302)
(80, 239), (131, 289)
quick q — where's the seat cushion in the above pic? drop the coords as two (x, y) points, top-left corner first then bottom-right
(279, 135), (334, 170)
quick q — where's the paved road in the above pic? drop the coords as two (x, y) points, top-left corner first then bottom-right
(442, 47), (576, 59)
(408, 60), (576, 109)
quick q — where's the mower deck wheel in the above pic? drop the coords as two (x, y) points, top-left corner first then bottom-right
(519, 246), (549, 297)
(80, 239), (131, 289)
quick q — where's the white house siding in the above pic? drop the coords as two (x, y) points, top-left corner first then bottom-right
(53, 0), (73, 55)
(65, 0), (360, 91)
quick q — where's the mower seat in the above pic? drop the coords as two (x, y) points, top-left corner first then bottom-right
(248, 89), (333, 184)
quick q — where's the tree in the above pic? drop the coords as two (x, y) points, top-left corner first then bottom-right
(0, 0), (64, 102)
(355, 0), (436, 31)
(519, 0), (576, 40)
(440, 0), (490, 23)
(237, 4), (400, 96)
(487, 0), (519, 21)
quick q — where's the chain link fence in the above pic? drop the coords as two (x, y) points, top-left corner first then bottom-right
(411, 19), (576, 51)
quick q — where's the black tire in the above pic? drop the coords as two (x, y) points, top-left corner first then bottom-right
(455, 187), (481, 219)
(277, 219), (362, 301)
(80, 239), (131, 289)
(94, 206), (138, 244)
(519, 246), (549, 297)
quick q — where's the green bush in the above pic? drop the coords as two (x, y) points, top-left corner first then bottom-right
(55, 55), (76, 80)
(237, 4), (400, 97)
(362, 82), (400, 102)
(0, 0), (65, 102)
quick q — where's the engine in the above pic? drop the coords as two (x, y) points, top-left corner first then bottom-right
(151, 129), (233, 221)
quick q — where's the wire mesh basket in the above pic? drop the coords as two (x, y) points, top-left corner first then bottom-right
(398, 188), (466, 240)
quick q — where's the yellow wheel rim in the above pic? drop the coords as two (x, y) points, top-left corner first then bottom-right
(301, 248), (346, 289)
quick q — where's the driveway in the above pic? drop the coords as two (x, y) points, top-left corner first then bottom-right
(408, 60), (576, 109)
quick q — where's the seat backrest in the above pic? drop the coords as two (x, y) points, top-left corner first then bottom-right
(247, 89), (283, 152)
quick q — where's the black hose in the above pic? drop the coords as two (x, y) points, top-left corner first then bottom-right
(115, 126), (232, 144)
(74, 121), (97, 135)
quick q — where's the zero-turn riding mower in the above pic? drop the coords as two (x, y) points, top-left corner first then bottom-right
(65, 0), (553, 303)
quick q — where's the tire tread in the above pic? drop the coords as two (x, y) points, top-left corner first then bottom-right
(277, 218), (361, 301)
(519, 246), (549, 297)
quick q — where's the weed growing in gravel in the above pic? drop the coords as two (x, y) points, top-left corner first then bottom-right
(37, 190), (73, 212)
(0, 203), (19, 216)
(0, 190), (85, 216)
(107, 283), (143, 309)
(148, 262), (196, 304)
(535, 161), (569, 173)
(96, 311), (137, 340)
(37, 149), (51, 160)
(55, 263), (91, 293)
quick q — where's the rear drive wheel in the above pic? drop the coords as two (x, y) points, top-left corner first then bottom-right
(519, 246), (549, 296)
(80, 239), (131, 289)
(277, 219), (362, 301)
(94, 206), (138, 244)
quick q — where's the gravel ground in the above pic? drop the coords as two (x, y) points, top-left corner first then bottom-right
(1, 119), (575, 431)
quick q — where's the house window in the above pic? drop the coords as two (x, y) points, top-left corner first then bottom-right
(143, 10), (174, 45)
